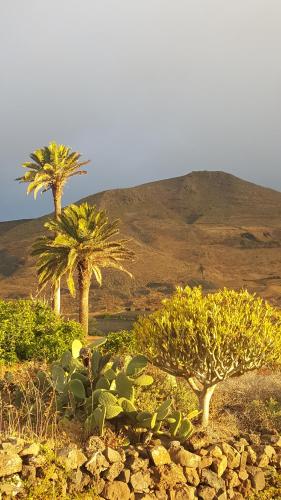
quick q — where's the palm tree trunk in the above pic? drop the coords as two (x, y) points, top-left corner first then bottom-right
(52, 185), (62, 315)
(78, 264), (91, 336)
(53, 281), (61, 315)
(53, 186), (62, 218)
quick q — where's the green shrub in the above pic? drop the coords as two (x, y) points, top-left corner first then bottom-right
(135, 365), (198, 416)
(0, 299), (84, 363)
(100, 330), (136, 356)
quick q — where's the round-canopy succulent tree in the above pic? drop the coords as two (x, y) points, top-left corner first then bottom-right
(134, 286), (281, 426)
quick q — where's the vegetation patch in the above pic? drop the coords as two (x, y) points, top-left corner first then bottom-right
(0, 299), (84, 363)
(135, 286), (281, 426)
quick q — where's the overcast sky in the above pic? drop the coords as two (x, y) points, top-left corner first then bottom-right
(1, 0), (281, 220)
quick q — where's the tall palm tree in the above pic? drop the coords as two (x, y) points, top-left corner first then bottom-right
(32, 203), (134, 335)
(17, 142), (90, 314)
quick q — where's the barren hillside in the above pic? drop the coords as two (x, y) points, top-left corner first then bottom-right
(1, 170), (281, 314)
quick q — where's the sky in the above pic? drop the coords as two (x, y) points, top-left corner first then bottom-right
(1, 0), (281, 221)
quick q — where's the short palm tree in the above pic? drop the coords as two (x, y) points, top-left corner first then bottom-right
(17, 142), (90, 314)
(32, 203), (134, 335)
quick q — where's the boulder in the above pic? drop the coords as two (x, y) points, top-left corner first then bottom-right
(102, 481), (131, 500)
(118, 468), (131, 483)
(246, 446), (257, 465)
(199, 456), (213, 469)
(171, 484), (196, 499)
(151, 463), (186, 490)
(0, 475), (23, 497)
(247, 466), (265, 491)
(201, 469), (225, 491)
(270, 435), (281, 447)
(57, 446), (87, 471)
(263, 444), (276, 460)
(0, 451), (22, 477)
(197, 485), (216, 499)
(170, 448), (201, 468)
(1, 438), (25, 454)
(126, 455), (150, 472)
(93, 478), (106, 495)
(85, 451), (109, 475)
(150, 445), (171, 466)
(238, 469), (249, 481)
(104, 461), (124, 481)
(231, 494), (244, 500)
(130, 470), (152, 492)
(221, 443), (240, 469)
(239, 450), (248, 471)
(216, 492), (227, 500)
(27, 453), (46, 467)
(104, 447), (122, 463)
(257, 453), (269, 467)
(209, 445), (223, 458)
(239, 478), (253, 498)
(20, 443), (40, 457)
(170, 441), (181, 449)
(184, 467), (200, 486)
(232, 438), (248, 453)
(154, 490), (168, 499)
(211, 455), (227, 477)
(224, 469), (240, 488)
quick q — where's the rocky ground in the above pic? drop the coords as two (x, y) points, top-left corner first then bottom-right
(1, 430), (281, 499)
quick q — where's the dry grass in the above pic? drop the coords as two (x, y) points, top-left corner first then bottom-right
(209, 369), (281, 438)
(2, 358), (281, 446)
(0, 364), (58, 441)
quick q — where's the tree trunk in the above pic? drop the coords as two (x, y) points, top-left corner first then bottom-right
(199, 384), (217, 427)
(53, 185), (62, 219)
(53, 280), (60, 315)
(78, 264), (91, 336)
(52, 184), (62, 315)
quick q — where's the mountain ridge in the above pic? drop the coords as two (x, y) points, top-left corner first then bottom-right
(1, 170), (281, 313)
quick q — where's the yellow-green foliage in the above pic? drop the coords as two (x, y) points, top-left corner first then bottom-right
(134, 286), (281, 386)
(17, 141), (90, 199)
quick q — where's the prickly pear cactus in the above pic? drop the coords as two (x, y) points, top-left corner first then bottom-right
(44, 339), (197, 440)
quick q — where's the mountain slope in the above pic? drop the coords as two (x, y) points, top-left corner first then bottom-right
(1, 170), (281, 313)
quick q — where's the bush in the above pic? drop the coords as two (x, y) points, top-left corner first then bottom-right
(100, 330), (136, 356)
(134, 286), (281, 426)
(0, 299), (84, 363)
(134, 365), (198, 416)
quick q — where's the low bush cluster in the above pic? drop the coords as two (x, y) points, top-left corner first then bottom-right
(99, 329), (136, 356)
(1, 286), (281, 452)
(0, 299), (84, 363)
(134, 364), (197, 417)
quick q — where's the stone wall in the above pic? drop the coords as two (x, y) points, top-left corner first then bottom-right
(0, 431), (280, 498)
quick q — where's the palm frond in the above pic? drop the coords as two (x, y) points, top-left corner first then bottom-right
(32, 202), (134, 294)
(17, 142), (90, 198)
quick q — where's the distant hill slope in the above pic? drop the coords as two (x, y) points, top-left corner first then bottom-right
(1, 170), (281, 313)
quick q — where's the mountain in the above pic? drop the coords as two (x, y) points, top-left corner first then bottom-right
(1, 170), (281, 314)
